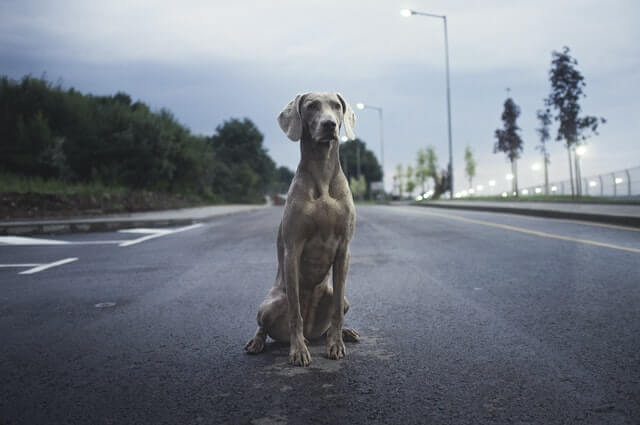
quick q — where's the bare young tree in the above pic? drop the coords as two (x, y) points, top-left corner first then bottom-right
(416, 148), (428, 194)
(405, 165), (415, 197)
(395, 163), (404, 198)
(464, 146), (476, 190)
(494, 97), (524, 196)
(535, 109), (552, 195)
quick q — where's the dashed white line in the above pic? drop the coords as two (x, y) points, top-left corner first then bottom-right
(118, 223), (203, 247)
(0, 236), (69, 245)
(18, 257), (78, 275)
(0, 223), (205, 248)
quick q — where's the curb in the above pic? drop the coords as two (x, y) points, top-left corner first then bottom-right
(0, 206), (271, 236)
(413, 202), (640, 228)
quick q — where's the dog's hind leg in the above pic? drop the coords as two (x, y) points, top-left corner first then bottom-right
(245, 326), (267, 354)
(340, 296), (360, 342)
(245, 289), (290, 354)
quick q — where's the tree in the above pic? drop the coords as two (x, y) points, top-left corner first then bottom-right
(207, 118), (276, 203)
(464, 146), (476, 190)
(419, 146), (448, 199)
(394, 163), (404, 198)
(424, 146), (439, 182)
(349, 175), (367, 200)
(415, 149), (428, 194)
(494, 97), (524, 196)
(544, 46), (605, 197)
(272, 166), (295, 194)
(536, 109), (552, 195)
(405, 165), (415, 196)
(339, 138), (382, 199)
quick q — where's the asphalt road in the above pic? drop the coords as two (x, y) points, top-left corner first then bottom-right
(1, 205), (639, 425)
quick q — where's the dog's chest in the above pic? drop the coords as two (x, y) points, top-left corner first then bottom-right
(305, 195), (353, 239)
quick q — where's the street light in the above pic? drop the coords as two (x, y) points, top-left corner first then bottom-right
(356, 102), (385, 191)
(531, 162), (542, 171)
(401, 8), (454, 199)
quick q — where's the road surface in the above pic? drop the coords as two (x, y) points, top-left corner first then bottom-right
(1, 205), (639, 424)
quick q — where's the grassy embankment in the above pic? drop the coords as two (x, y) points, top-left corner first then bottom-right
(0, 173), (213, 219)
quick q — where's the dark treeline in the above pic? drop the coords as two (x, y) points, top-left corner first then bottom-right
(0, 75), (292, 203)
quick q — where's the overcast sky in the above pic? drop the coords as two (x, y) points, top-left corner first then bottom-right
(2, 0), (639, 193)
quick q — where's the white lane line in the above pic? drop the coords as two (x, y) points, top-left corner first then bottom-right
(0, 236), (70, 245)
(0, 263), (39, 268)
(66, 240), (128, 245)
(118, 228), (173, 235)
(0, 239), (127, 246)
(18, 257), (78, 275)
(0, 223), (204, 248)
(118, 223), (203, 247)
(412, 208), (640, 254)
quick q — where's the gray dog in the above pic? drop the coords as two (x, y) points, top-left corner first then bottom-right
(245, 92), (360, 366)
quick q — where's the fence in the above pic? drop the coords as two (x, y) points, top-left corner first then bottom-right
(519, 165), (640, 198)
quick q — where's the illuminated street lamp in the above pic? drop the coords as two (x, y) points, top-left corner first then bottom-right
(400, 8), (454, 199)
(356, 102), (385, 190)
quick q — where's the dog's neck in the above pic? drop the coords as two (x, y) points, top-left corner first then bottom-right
(298, 131), (343, 198)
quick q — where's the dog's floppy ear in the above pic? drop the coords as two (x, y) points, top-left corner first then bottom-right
(278, 94), (305, 141)
(336, 93), (356, 140)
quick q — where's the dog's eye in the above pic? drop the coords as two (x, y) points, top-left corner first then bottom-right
(307, 101), (320, 110)
(331, 102), (341, 110)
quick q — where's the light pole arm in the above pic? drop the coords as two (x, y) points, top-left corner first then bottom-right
(411, 11), (445, 19)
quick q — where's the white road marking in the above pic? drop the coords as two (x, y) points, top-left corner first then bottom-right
(18, 257), (78, 275)
(118, 223), (203, 247)
(0, 236), (70, 245)
(0, 223), (205, 248)
(413, 209), (640, 254)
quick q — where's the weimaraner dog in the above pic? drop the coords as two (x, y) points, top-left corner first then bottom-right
(245, 92), (360, 366)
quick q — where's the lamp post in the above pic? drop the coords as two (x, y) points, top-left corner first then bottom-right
(356, 103), (384, 190)
(400, 8), (454, 199)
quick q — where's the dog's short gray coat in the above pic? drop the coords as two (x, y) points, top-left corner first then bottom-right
(245, 92), (359, 366)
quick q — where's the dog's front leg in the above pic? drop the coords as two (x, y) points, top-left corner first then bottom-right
(284, 245), (311, 366)
(327, 244), (349, 360)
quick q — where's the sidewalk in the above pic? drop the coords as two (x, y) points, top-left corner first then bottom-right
(1, 204), (272, 236)
(415, 200), (640, 228)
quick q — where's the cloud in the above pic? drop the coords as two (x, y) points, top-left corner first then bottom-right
(2, 0), (639, 191)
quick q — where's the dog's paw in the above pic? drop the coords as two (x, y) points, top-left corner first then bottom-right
(289, 343), (311, 367)
(244, 337), (265, 354)
(342, 327), (360, 343)
(326, 339), (346, 360)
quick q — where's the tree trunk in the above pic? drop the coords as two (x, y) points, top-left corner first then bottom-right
(544, 155), (549, 195)
(511, 159), (519, 196)
(567, 146), (575, 198)
(574, 150), (582, 197)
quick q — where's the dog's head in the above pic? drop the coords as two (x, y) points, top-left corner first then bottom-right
(278, 92), (355, 143)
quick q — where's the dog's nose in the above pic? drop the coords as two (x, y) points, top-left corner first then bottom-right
(321, 120), (337, 131)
